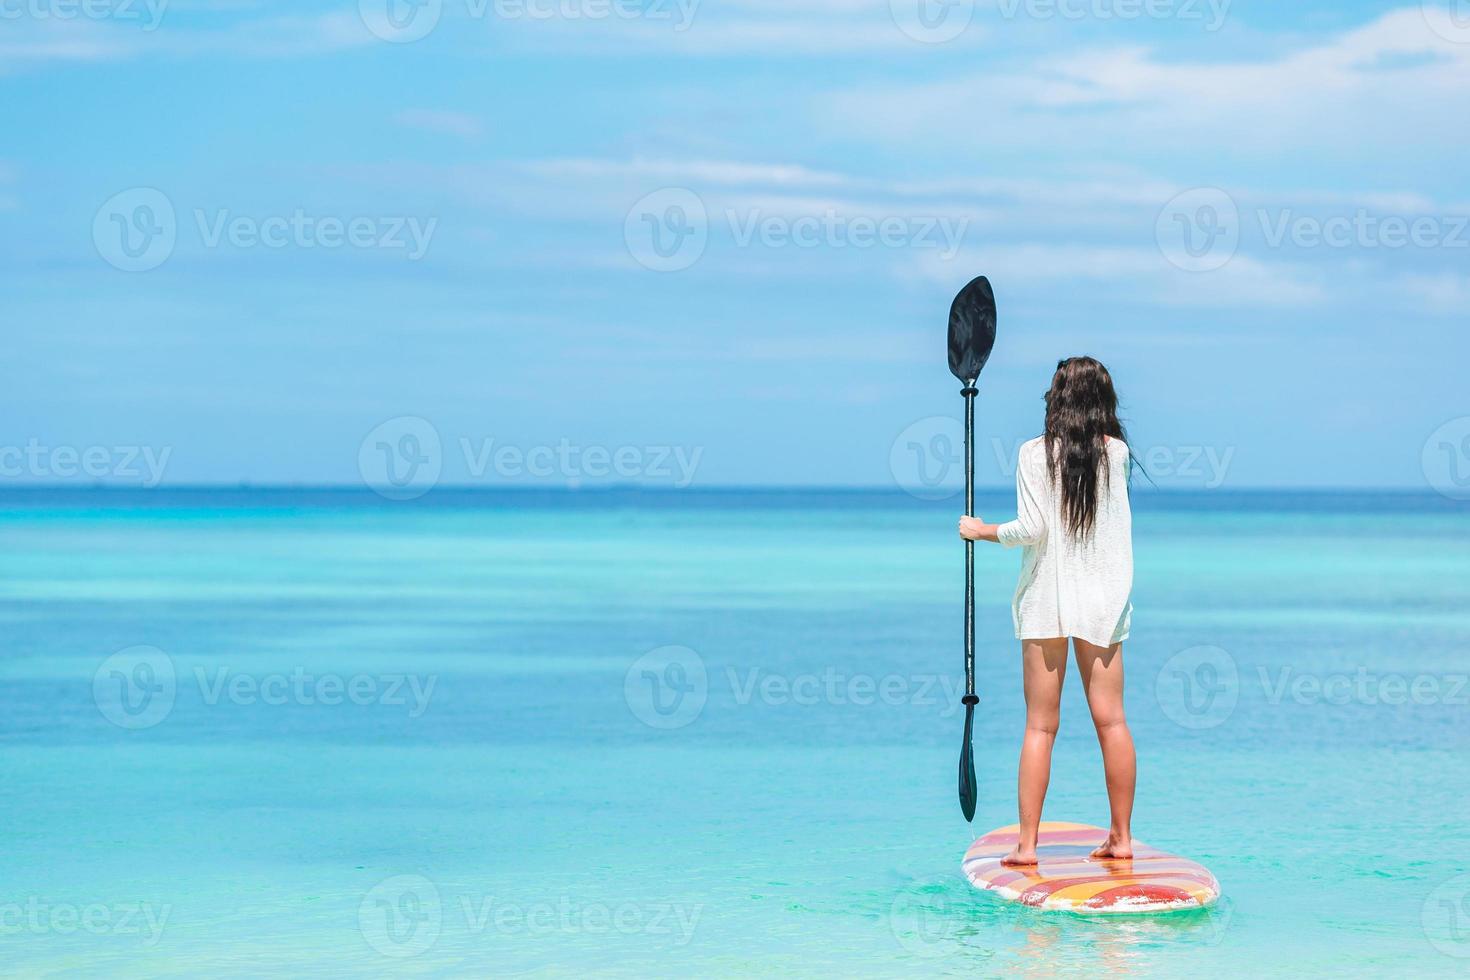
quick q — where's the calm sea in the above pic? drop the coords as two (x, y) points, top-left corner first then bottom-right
(1, 488), (1467, 977)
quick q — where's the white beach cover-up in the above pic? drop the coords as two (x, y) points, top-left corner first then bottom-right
(996, 436), (1133, 648)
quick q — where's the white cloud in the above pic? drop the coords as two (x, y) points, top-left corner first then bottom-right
(526, 157), (853, 188)
(1400, 273), (1470, 315)
(1149, 255), (1327, 308)
(728, 331), (929, 364)
(0, 10), (375, 70)
(473, 0), (986, 55)
(523, 155), (1463, 218)
(172, 12), (378, 57)
(602, 18), (950, 54)
(518, 154), (1466, 246)
(393, 109), (486, 140)
(822, 8), (1470, 158)
(413, 151), (1448, 309)
(906, 243), (1327, 309)
(0, 18), (137, 68)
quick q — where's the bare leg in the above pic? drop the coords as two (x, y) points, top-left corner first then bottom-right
(1074, 638), (1135, 859)
(1001, 638), (1069, 867)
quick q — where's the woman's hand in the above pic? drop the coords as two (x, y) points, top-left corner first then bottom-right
(958, 515), (995, 542)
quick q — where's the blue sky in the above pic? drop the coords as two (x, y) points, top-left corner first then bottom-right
(2, 0), (1467, 490)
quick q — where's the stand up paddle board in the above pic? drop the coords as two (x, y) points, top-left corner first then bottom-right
(962, 822), (1220, 914)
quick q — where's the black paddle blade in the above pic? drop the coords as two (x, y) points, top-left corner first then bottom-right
(959, 702), (977, 822)
(947, 275), (997, 384)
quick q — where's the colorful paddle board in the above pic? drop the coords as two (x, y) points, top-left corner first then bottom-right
(962, 821), (1220, 914)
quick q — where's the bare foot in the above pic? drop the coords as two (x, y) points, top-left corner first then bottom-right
(1000, 847), (1037, 867)
(1089, 835), (1133, 860)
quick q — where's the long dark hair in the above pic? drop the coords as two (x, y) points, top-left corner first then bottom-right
(1043, 357), (1128, 538)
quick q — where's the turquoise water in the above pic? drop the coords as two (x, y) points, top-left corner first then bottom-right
(2, 488), (1468, 977)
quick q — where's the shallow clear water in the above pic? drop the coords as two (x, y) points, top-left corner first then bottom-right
(1, 489), (1467, 977)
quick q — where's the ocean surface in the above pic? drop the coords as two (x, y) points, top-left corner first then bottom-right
(1, 487), (1467, 977)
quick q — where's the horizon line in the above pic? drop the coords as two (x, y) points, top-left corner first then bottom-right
(0, 483), (1448, 495)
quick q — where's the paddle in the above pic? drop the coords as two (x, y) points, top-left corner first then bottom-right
(947, 275), (997, 822)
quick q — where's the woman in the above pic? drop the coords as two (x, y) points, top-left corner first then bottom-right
(958, 356), (1136, 867)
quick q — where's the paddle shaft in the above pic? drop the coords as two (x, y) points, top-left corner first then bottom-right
(948, 272), (994, 822)
(963, 384), (976, 697)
